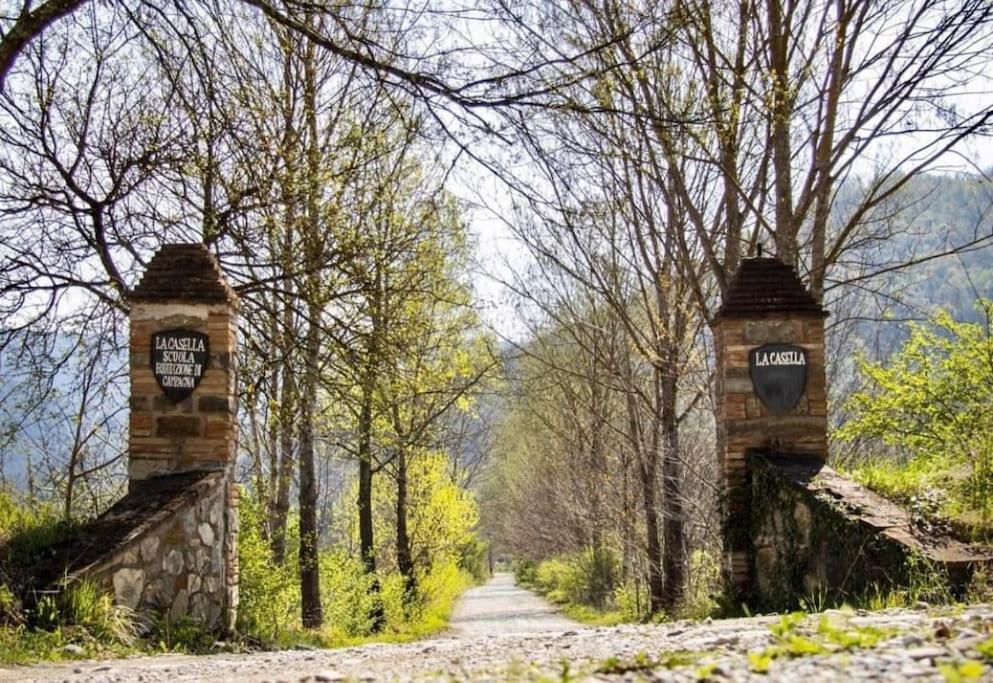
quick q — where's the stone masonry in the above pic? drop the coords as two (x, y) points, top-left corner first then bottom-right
(31, 244), (241, 631)
(711, 257), (829, 595)
(712, 256), (990, 608)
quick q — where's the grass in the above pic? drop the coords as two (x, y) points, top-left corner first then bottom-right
(0, 572), (472, 665)
(841, 456), (993, 543)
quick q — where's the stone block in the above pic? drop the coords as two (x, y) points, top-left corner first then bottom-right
(754, 546), (778, 596)
(163, 549), (184, 576)
(118, 546), (139, 566)
(198, 395), (232, 413)
(189, 593), (210, 622)
(198, 523), (215, 546)
(170, 589), (189, 622)
(745, 396), (762, 418)
(204, 416), (231, 440)
(156, 415), (202, 438)
(725, 376), (754, 394)
(794, 501), (812, 547)
(744, 319), (799, 345)
(129, 413), (153, 437)
(142, 578), (167, 607)
(154, 395), (194, 413)
(113, 568), (144, 610)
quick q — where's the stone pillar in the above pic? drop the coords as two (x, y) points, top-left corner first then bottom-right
(128, 244), (240, 482)
(711, 257), (828, 595)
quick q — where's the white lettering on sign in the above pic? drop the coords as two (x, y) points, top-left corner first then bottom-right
(753, 350), (806, 367)
(151, 330), (209, 402)
(161, 375), (197, 388)
(154, 362), (203, 376)
(154, 336), (206, 352)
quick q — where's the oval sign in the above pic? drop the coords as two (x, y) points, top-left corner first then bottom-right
(748, 343), (808, 416)
(151, 329), (209, 403)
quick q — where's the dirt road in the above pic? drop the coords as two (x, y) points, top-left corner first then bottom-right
(447, 572), (578, 636)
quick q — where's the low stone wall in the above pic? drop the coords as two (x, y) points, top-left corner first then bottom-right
(34, 470), (238, 631)
(745, 452), (990, 610)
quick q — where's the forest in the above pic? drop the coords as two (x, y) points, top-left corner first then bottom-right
(2, 0), (993, 664)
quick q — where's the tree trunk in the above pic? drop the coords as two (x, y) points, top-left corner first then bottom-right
(395, 447), (417, 600)
(640, 460), (665, 614)
(298, 304), (323, 629)
(271, 364), (295, 564)
(357, 372), (386, 630)
(768, 0), (798, 266)
(297, 24), (323, 629)
(660, 365), (684, 611)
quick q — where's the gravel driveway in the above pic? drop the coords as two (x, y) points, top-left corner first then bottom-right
(447, 572), (578, 636)
(4, 576), (993, 682)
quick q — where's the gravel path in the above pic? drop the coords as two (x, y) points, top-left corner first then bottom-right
(4, 578), (993, 682)
(447, 573), (579, 636)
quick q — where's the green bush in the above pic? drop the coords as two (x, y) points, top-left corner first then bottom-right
(319, 549), (379, 637)
(837, 301), (993, 535)
(679, 549), (722, 620)
(514, 559), (538, 586)
(458, 537), (490, 582)
(525, 547), (625, 612)
(0, 491), (77, 596)
(60, 579), (141, 645)
(237, 490), (475, 646)
(236, 494), (300, 641)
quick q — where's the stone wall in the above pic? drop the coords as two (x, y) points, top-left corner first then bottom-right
(747, 453), (988, 610)
(711, 256), (990, 608)
(89, 473), (232, 628)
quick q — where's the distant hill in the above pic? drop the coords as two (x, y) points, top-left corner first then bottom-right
(826, 172), (993, 357)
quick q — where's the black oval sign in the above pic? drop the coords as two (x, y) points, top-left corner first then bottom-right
(151, 329), (209, 403)
(748, 343), (808, 416)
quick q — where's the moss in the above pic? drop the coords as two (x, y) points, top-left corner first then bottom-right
(743, 453), (934, 612)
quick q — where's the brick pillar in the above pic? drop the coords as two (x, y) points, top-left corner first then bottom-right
(711, 257), (828, 595)
(128, 244), (240, 482)
(127, 243), (240, 631)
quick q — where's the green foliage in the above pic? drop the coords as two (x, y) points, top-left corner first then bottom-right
(837, 301), (993, 532)
(150, 615), (214, 652)
(940, 660), (987, 682)
(58, 579), (141, 645)
(0, 491), (148, 664)
(457, 536), (490, 582)
(236, 489), (475, 649)
(0, 578), (142, 664)
(0, 490), (76, 593)
(514, 559), (538, 586)
(367, 451), (479, 574)
(520, 548), (645, 623)
(976, 636), (993, 660)
(679, 550), (722, 620)
(236, 494), (300, 641)
(744, 612), (894, 675)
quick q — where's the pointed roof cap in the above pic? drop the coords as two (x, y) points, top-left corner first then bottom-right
(716, 257), (826, 319)
(130, 243), (239, 306)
